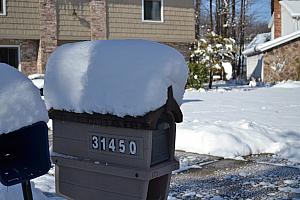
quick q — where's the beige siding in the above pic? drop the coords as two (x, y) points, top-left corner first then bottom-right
(0, 0), (194, 43)
(107, 0), (195, 42)
(57, 0), (91, 40)
(0, 0), (39, 39)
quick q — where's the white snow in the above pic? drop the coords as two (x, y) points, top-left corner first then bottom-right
(0, 183), (48, 200)
(222, 62), (232, 80)
(0, 167), (63, 200)
(272, 80), (300, 88)
(28, 74), (45, 90)
(242, 33), (271, 56)
(1, 78), (300, 199)
(0, 63), (48, 135)
(31, 79), (44, 90)
(44, 40), (188, 117)
(176, 82), (300, 162)
(28, 74), (45, 80)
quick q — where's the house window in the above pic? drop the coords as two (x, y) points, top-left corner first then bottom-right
(143, 0), (163, 22)
(0, 47), (19, 69)
(0, 0), (6, 15)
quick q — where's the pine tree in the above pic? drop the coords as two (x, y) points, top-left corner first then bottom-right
(190, 32), (236, 89)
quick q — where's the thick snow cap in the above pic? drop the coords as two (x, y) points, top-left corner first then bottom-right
(44, 40), (188, 117)
(0, 63), (49, 135)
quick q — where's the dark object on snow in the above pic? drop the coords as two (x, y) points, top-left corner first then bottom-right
(50, 86), (182, 200)
(0, 121), (51, 187)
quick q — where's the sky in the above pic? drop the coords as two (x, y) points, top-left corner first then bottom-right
(251, 0), (272, 22)
(200, 0), (272, 23)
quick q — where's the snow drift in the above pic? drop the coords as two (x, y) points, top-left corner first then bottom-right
(44, 40), (188, 117)
(0, 63), (48, 135)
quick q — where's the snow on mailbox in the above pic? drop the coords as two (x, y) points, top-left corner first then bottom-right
(0, 63), (50, 198)
(45, 40), (188, 200)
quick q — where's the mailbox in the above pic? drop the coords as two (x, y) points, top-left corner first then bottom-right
(50, 87), (182, 200)
(0, 121), (51, 186)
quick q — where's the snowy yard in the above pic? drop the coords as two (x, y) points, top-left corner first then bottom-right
(1, 81), (300, 199)
(177, 81), (300, 163)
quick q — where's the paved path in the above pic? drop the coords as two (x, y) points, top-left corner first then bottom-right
(170, 152), (300, 200)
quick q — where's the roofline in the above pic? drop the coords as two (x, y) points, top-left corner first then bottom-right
(243, 30), (300, 56)
(280, 0), (300, 17)
(258, 30), (300, 52)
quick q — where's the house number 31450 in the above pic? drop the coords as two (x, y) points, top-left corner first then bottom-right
(91, 135), (137, 155)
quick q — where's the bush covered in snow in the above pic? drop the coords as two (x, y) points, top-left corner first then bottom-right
(189, 32), (236, 89)
(187, 63), (208, 89)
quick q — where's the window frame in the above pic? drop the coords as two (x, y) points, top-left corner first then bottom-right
(0, 45), (21, 71)
(142, 0), (164, 23)
(0, 0), (7, 16)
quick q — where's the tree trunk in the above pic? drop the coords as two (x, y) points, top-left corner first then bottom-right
(222, 0), (229, 37)
(216, 0), (220, 35)
(209, 68), (213, 89)
(195, 0), (201, 39)
(231, 0), (236, 39)
(210, 0), (213, 31)
(237, 0), (245, 78)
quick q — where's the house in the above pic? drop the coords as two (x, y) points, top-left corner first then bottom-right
(243, 33), (271, 80)
(269, 0), (300, 39)
(243, 0), (300, 83)
(0, 0), (195, 75)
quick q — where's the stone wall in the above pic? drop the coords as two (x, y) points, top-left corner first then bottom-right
(263, 37), (300, 83)
(0, 39), (39, 75)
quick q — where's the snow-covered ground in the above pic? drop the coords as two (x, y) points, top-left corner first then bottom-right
(1, 81), (300, 199)
(177, 81), (300, 163)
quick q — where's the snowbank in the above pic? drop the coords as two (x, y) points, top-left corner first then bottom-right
(0, 183), (47, 200)
(177, 120), (282, 159)
(44, 40), (188, 117)
(0, 63), (48, 135)
(177, 87), (300, 162)
(273, 80), (300, 88)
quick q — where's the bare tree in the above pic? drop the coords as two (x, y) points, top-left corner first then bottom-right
(216, 0), (221, 35)
(237, 0), (245, 77)
(231, 0), (236, 39)
(195, 0), (201, 39)
(222, 0), (230, 37)
(210, 0), (214, 31)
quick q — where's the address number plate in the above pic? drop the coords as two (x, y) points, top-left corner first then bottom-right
(90, 135), (138, 156)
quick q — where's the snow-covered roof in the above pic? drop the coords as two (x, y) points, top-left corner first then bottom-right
(243, 30), (300, 56)
(44, 40), (188, 117)
(280, 0), (300, 17)
(243, 33), (271, 56)
(0, 63), (49, 135)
